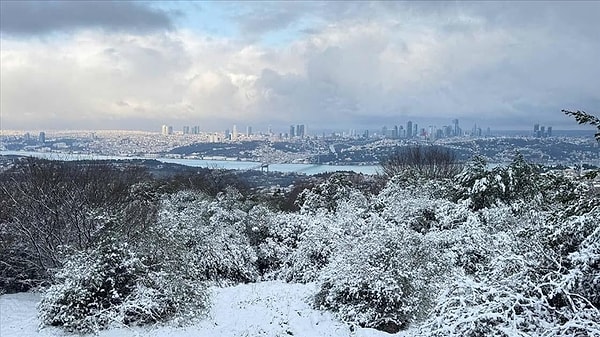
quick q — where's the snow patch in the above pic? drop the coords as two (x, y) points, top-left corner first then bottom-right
(1, 281), (395, 337)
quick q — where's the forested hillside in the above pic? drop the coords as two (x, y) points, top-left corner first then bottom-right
(1, 151), (598, 336)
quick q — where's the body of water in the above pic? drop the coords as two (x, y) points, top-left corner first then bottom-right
(0, 151), (381, 175)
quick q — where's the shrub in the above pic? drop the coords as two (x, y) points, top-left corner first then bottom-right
(148, 190), (258, 284)
(276, 213), (340, 283)
(454, 154), (543, 210)
(0, 158), (154, 293)
(314, 226), (448, 333)
(296, 173), (357, 214)
(563, 215), (600, 308)
(417, 274), (600, 337)
(246, 208), (305, 277)
(381, 145), (462, 179)
(38, 240), (208, 333)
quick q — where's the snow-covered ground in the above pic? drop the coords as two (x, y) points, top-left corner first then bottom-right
(1, 281), (396, 337)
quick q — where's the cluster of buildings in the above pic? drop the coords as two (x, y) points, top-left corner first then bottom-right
(159, 120), (555, 142)
(22, 131), (46, 144)
(160, 123), (307, 142)
(533, 124), (553, 138)
(378, 119), (489, 140)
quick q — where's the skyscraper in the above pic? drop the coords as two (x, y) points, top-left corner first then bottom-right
(407, 121), (413, 138)
(161, 125), (173, 135)
(296, 124), (305, 138)
(246, 126), (252, 137)
(452, 119), (460, 137)
(38, 131), (45, 144)
(290, 125), (296, 138)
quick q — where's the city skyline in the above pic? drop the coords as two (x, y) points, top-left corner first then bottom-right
(1, 2), (599, 131)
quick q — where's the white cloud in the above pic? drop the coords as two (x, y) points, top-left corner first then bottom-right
(1, 2), (599, 131)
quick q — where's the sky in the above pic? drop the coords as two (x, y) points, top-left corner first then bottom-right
(1, 1), (599, 133)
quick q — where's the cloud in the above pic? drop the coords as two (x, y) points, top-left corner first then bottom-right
(0, 1), (173, 36)
(1, 2), (599, 131)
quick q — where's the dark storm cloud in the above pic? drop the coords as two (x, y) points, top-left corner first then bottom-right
(0, 1), (173, 36)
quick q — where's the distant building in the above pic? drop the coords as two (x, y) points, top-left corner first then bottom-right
(407, 121), (413, 138)
(232, 124), (238, 140)
(296, 124), (305, 138)
(289, 125), (296, 138)
(182, 126), (190, 134)
(453, 119), (460, 136)
(209, 133), (222, 143)
(246, 126), (252, 137)
(161, 125), (173, 135)
(38, 131), (45, 144)
(533, 124), (552, 137)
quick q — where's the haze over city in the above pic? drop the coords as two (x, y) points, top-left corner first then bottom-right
(1, 1), (599, 132)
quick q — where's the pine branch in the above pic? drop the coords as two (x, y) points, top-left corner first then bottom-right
(562, 109), (600, 141)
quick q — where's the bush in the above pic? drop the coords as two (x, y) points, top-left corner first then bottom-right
(38, 240), (208, 333)
(454, 154), (543, 210)
(417, 274), (600, 337)
(276, 213), (339, 283)
(148, 190), (258, 284)
(563, 213), (600, 308)
(381, 145), (462, 179)
(246, 208), (305, 277)
(315, 226), (448, 333)
(0, 158), (154, 293)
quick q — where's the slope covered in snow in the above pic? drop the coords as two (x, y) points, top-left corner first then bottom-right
(0, 281), (395, 337)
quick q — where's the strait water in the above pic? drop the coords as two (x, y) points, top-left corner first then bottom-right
(0, 151), (381, 175)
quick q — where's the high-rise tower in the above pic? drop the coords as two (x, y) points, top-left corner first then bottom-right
(452, 119), (460, 136)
